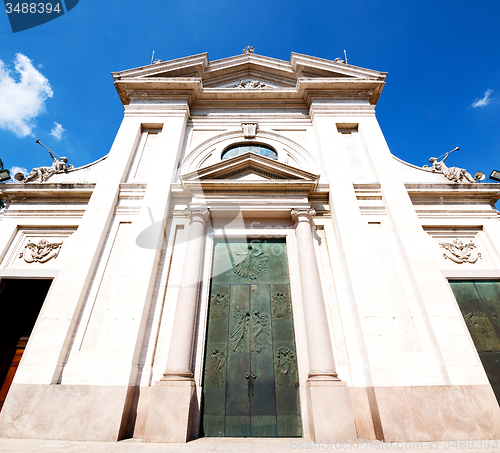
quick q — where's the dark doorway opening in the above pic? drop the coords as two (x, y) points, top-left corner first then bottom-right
(0, 278), (52, 410)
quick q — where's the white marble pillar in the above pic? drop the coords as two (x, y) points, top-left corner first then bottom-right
(292, 208), (338, 380)
(292, 208), (356, 441)
(145, 206), (210, 442)
(162, 206), (210, 381)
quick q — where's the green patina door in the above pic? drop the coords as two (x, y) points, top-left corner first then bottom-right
(201, 238), (302, 437)
(450, 280), (500, 404)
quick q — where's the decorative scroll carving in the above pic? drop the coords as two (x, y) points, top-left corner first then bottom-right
(439, 239), (481, 264)
(242, 123), (257, 138)
(291, 208), (316, 224)
(184, 207), (210, 224)
(271, 292), (291, 318)
(229, 309), (272, 353)
(251, 311), (272, 353)
(232, 244), (269, 279)
(232, 80), (271, 89)
(464, 312), (500, 351)
(19, 239), (63, 263)
(209, 292), (229, 319)
(205, 347), (226, 386)
(243, 46), (255, 54)
(274, 347), (298, 386)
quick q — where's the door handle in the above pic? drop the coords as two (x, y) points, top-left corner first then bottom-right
(245, 373), (257, 397)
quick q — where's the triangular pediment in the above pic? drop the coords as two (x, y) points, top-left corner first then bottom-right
(180, 152), (319, 194)
(181, 152), (318, 182)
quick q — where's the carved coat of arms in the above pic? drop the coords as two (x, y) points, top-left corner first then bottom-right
(439, 239), (481, 264)
(20, 239), (63, 263)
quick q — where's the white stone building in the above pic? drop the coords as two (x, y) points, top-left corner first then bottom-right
(1, 51), (500, 443)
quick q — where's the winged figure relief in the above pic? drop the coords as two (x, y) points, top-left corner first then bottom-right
(231, 244), (269, 279)
(439, 239), (481, 264)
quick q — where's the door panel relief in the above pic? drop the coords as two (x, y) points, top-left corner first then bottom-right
(202, 239), (301, 437)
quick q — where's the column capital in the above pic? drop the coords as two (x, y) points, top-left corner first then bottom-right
(291, 208), (316, 224)
(185, 206), (210, 224)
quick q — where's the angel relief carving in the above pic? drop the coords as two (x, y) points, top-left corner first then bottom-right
(274, 347), (298, 387)
(232, 80), (271, 89)
(204, 347), (226, 386)
(19, 239), (63, 263)
(439, 239), (481, 264)
(228, 309), (272, 353)
(232, 244), (269, 279)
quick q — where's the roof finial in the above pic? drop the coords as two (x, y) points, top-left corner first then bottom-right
(243, 46), (255, 55)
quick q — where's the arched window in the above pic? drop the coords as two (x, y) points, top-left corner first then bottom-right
(221, 144), (278, 161)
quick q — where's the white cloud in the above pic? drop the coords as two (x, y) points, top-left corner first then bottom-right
(50, 122), (65, 140)
(10, 166), (28, 177)
(471, 89), (494, 108)
(0, 53), (53, 137)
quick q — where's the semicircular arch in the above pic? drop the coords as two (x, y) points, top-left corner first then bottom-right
(179, 129), (319, 176)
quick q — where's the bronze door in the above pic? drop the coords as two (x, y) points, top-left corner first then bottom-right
(202, 239), (301, 437)
(450, 280), (500, 404)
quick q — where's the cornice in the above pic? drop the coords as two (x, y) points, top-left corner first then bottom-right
(112, 52), (387, 106)
(405, 183), (500, 205)
(0, 183), (95, 202)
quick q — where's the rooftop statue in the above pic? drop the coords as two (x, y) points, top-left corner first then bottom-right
(424, 148), (476, 183)
(24, 148), (73, 183)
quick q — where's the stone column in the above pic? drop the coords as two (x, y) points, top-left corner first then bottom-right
(145, 206), (210, 443)
(162, 206), (210, 381)
(291, 208), (339, 381)
(291, 207), (357, 442)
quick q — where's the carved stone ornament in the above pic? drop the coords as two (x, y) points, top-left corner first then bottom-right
(184, 207), (210, 223)
(439, 239), (481, 264)
(291, 208), (316, 223)
(232, 244), (269, 279)
(274, 347), (298, 387)
(424, 154), (475, 184)
(232, 80), (271, 89)
(242, 123), (257, 138)
(24, 156), (73, 183)
(19, 239), (63, 263)
(243, 46), (255, 54)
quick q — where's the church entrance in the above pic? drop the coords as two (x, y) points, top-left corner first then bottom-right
(0, 278), (52, 411)
(201, 238), (302, 437)
(450, 280), (500, 405)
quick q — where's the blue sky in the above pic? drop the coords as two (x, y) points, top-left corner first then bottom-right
(0, 0), (499, 182)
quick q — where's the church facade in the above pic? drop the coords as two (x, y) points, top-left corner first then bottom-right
(1, 50), (500, 443)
